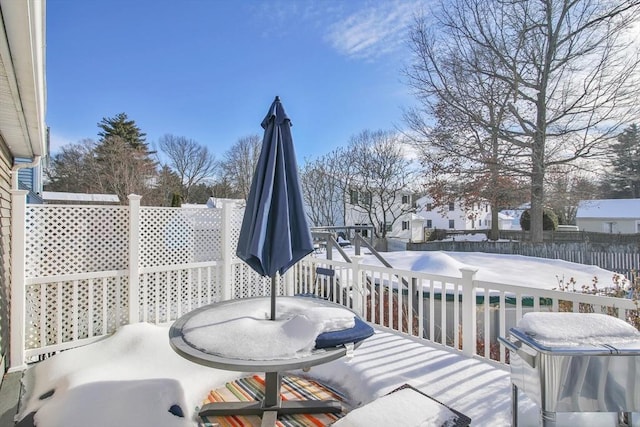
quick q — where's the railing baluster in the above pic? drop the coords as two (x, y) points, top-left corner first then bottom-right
(101, 277), (108, 335)
(40, 283), (47, 347)
(484, 287), (490, 359)
(72, 279), (78, 341)
(499, 291), (506, 363)
(440, 282), (446, 345)
(429, 280), (435, 341)
(417, 278), (424, 339)
(454, 283), (460, 351)
(155, 272), (160, 323)
(87, 279), (93, 338)
(56, 282), (62, 345)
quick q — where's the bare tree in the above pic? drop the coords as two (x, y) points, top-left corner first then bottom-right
(146, 165), (182, 207)
(405, 0), (640, 242)
(45, 137), (160, 205)
(545, 164), (603, 224)
(94, 136), (158, 204)
(348, 130), (416, 238)
(301, 148), (352, 227)
(220, 134), (262, 200)
(45, 139), (99, 193)
(158, 134), (217, 203)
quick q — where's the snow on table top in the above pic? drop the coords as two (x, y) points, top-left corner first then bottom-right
(517, 312), (640, 347)
(181, 298), (355, 360)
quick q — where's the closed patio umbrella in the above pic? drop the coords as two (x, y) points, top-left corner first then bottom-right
(236, 96), (314, 320)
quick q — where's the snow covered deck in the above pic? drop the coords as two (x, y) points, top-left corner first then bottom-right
(5, 322), (634, 427)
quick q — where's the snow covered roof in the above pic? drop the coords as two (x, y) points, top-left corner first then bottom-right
(182, 197), (244, 209)
(576, 199), (640, 219)
(42, 191), (119, 203)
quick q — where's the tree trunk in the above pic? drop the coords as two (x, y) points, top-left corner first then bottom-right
(490, 202), (500, 240)
(530, 133), (545, 243)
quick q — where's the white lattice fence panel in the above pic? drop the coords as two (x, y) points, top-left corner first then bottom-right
(25, 205), (129, 277)
(139, 264), (222, 323)
(139, 207), (223, 268)
(24, 275), (129, 357)
(231, 262), (285, 299)
(229, 207), (244, 260)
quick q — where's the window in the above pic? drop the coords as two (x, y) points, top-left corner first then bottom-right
(448, 202), (455, 211)
(485, 204), (489, 212)
(363, 191), (372, 206)
(636, 221), (640, 233)
(402, 221), (409, 230)
(603, 222), (615, 233)
(379, 222), (392, 233)
(448, 219), (455, 229)
(402, 194), (410, 204)
(349, 189), (358, 204)
(356, 223), (368, 238)
(426, 219), (433, 228)
(426, 203), (432, 212)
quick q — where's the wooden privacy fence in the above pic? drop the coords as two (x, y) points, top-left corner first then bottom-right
(408, 240), (640, 281)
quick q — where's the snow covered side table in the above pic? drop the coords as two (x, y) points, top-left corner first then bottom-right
(499, 312), (640, 427)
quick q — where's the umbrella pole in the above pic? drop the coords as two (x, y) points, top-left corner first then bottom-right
(271, 274), (277, 320)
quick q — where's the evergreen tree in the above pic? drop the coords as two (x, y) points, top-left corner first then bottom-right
(606, 124), (640, 198)
(94, 113), (158, 204)
(97, 112), (148, 150)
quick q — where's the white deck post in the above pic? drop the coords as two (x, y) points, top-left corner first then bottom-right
(460, 267), (478, 357)
(284, 266), (295, 296)
(128, 194), (142, 324)
(221, 201), (233, 301)
(9, 190), (28, 371)
(351, 255), (364, 316)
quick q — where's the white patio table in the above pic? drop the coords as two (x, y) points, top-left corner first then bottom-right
(169, 296), (364, 427)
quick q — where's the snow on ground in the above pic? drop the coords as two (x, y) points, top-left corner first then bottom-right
(16, 251), (637, 427)
(334, 248), (627, 291)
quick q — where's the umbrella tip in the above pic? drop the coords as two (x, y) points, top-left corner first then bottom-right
(275, 95), (280, 102)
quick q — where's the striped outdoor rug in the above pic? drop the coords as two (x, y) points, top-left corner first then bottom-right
(200, 374), (347, 427)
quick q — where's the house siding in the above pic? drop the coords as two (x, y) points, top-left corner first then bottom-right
(0, 139), (12, 372)
(577, 218), (638, 234)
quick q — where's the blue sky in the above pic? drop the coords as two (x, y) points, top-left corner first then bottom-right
(46, 0), (429, 163)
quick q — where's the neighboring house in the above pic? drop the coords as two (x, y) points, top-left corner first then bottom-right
(414, 195), (494, 234)
(15, 156), (46, 203)
(0, 0), (47, 374)
(344, 189), (417, 239)
(345, 192), (514, 242)
(497, 212), (515, 230)
(500, 203), (531, 230)
(576, 199), (640, 234)
(42, 191), (119, 205)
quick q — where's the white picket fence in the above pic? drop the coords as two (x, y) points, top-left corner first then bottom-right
(9, 191), (639, 370)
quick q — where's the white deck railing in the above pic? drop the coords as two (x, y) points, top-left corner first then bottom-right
(291, 257), (638, 363)
(9, 191), (639, 369)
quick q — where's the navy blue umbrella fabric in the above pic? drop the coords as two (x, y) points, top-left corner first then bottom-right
(236, 96), (314, 283)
